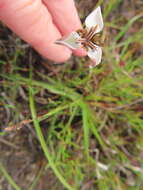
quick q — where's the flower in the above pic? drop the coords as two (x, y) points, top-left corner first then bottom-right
(56, 6), (104, 67)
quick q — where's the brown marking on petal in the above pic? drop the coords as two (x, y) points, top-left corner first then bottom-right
(76, 25), (104, 51)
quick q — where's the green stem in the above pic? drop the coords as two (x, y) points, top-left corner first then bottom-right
(0, 163), (21, 190)
(29, 87), (75, 190)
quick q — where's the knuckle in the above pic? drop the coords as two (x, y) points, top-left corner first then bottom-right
(14, 0), (40, 12)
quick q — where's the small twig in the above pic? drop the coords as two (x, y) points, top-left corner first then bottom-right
(4, 104), (69, 132)
(4, 119), (32, 131)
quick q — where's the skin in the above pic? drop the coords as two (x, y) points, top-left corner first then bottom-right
(0, 0), (86, 63)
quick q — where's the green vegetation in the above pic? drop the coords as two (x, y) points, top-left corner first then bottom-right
(0, 0), (143, 189)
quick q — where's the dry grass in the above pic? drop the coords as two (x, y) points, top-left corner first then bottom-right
(0, 0), (143, 189)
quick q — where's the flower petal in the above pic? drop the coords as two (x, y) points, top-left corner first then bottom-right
(85, 6), (104, 33)
(87, 46), (102, 66)
(55, 32), (81, 49)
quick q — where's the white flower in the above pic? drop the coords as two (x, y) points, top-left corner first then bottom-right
(55, 32), (81, 49)
(85, 6), (103, 33)
(56, 6), (104, 67)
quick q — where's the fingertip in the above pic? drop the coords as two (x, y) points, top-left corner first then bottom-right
(43, 0), (82, 34)
(73, 48), (87, 57)
(56, 47), (72, 63)
(43, 44), (72, 63)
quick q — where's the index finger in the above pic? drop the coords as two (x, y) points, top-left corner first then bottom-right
(43, 0), (87, 56)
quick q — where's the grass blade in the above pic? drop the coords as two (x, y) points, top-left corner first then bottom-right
(0, 163), (21, 190)
(81, 102), (90, 156)
(29, 86), (75, 190)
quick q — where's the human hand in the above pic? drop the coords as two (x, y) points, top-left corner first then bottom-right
(0, 0), (86, 62)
